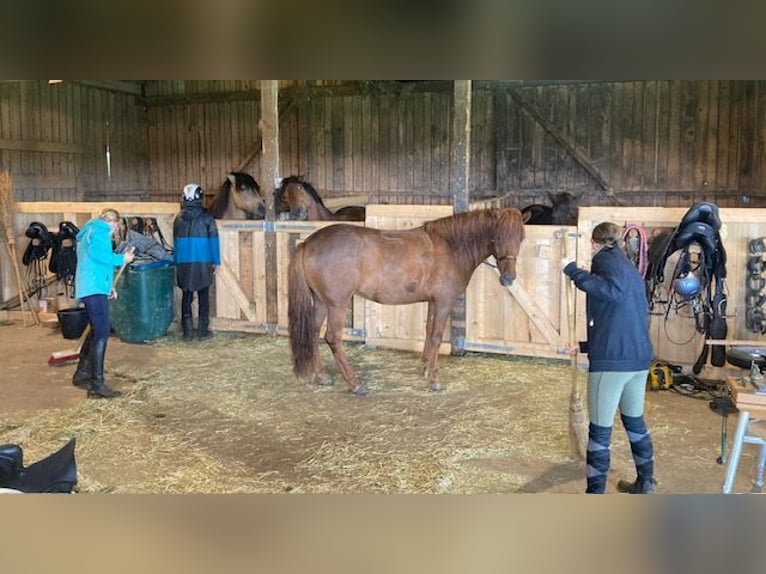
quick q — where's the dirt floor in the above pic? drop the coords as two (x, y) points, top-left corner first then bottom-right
(0, 317), (761, 494)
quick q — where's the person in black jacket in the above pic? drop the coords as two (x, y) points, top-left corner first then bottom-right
(173, 184), (220, 341)
(563, 222), (656, 494)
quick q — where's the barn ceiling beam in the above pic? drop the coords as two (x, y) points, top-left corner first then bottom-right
(505, 86), (625, 205)
(141, 81), (454, 107)
(75, 81), (144, 96)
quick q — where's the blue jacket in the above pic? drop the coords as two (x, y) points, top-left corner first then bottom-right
(564, 245), (654, 372)
(75, 218), (126, 299)
(173, 201), (220, 291)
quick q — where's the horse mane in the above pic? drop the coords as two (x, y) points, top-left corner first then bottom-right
(424, 208), (524, 267)
(279, 175), (327, 207)
(208, 178), (231, 219)
(232, 171), (260, 194)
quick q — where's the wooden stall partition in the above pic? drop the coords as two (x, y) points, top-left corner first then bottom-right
(212, 219), (365, 339)
(578, 206), (766, 375)
(213, 220), (267, 332)
(363, 204), (454, 354)
(463, 225), (577, 361)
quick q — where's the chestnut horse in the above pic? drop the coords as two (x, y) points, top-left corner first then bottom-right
(275, 175), (366, 221)
(208, 172), (267, 220)
(288, 208), (525, 395)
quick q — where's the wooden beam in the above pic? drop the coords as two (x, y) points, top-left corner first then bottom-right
(234, 97), (297, 174)
(450, 81), (472, 355)
(507, 87), (624, 204)
(216, 264), (257, 322)
(0, 139), (86, 154)
(16, 201), (179, 215)
(76, 80), (143, 96)
(451, 80), (472, 212)
(261, 81), (280, 334)
(12, 175), (77, 189)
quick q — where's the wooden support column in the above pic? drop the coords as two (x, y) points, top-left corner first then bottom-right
(261, 81), (280, 334)
(451, 80), (472, 213)
(450, 80), (472, 355)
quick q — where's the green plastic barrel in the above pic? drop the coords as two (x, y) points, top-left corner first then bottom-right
(110, 260), (175, 343)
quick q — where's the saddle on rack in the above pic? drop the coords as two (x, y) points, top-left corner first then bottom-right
(0, 437), (77, 493)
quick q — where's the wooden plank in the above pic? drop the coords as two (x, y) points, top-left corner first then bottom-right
(12, 175), (77, 189)
(16, 201), (179, 214)
(217, 262), (257, 322)
(0, 138), (86, 154)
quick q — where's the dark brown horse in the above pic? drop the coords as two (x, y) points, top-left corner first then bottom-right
(275, 175), (366, 221)
(521, 191), (578, 225)
(288, 208), (525, 395)
(208, 172), (267, 220)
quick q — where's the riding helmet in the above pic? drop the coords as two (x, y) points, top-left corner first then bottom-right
(182, 184), (203, 202)
(673, 273), (701, 299)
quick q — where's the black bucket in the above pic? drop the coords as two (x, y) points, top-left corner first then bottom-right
(57, 307), (88, 340)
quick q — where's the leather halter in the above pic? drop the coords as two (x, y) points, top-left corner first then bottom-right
(495, 254), (517, 262)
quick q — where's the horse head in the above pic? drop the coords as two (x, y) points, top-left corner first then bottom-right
(492, 208), (525, 286)
(274, 175), (328, 220)
(227, 172), (266, 219)
(547, 191), (578, 225)
(522, 192), (579, 225)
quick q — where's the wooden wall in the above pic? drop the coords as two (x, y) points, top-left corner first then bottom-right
(1, 80), (766, 209)
(0, 81), (148, 202)
(141, 80), (766, 208)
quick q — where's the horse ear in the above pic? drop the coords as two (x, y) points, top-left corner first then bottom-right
(227, 173), (236, 186)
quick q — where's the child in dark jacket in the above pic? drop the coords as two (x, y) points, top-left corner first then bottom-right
(563, 221), (656, 494)
(173, 184), (220, 341)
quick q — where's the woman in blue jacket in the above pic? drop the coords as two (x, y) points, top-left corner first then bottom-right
(72, 208), (134, 398)
(563, 222), (656, 494)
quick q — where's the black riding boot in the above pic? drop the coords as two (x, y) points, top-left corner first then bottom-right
(197, 316), (212, 340)
(87, 339), (121, 399)
(72, 331), (94, 388)
(182, 315), (194, 342)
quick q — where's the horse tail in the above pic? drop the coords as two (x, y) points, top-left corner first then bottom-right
(288, 244), (316, 378)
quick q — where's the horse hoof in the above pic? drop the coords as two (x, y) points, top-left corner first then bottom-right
(316, 376), (334, 387)
(352, 385), (369, 396)
(429, 383), (443, 392)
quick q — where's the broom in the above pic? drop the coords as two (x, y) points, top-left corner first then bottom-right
(0, 171), (39, 327)
(48, 253), (132, 366)
(564, 232), (588, 460)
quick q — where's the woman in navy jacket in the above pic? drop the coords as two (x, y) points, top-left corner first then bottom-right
(563, 222), (656, 494)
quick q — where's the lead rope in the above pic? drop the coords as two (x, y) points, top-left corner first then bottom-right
(622, 222), (649, 278)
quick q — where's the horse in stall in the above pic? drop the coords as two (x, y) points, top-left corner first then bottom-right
(521, 192), (578, 225)
(274, 175), (366, 221)
(208, 172), (267, 220)
(288, 207), (525, 395)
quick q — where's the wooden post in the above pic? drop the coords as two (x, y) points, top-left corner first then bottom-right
(261, 81), (280, 335)
(450, 81), (472, 354)
(451, 80), (471, 213)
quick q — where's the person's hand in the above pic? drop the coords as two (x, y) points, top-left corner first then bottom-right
(561, 259), (576, 272)
(123, 246), (136, 264)
(212, 265), (219, 275)
(109, 288), (118, 301)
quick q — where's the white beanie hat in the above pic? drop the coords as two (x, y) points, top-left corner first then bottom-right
(182, 184), (203, 202)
